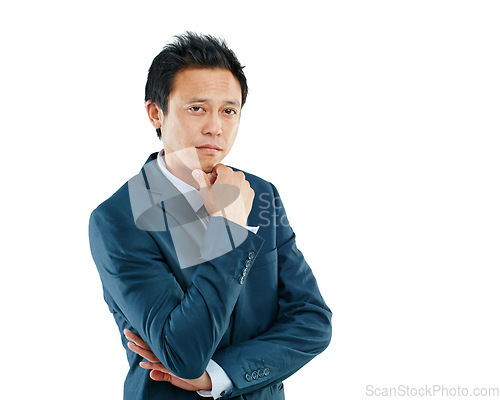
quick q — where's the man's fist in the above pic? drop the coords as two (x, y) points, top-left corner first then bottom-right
(192, 164), (254, 227)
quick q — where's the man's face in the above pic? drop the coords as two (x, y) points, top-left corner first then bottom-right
(159, 68), (242, 174)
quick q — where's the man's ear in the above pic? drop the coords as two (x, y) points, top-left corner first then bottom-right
(145, 100), (163, 130)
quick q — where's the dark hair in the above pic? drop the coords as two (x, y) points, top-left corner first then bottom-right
(145, 31), (248, 139)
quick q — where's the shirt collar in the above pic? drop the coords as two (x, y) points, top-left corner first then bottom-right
(156, 149), (204, 212)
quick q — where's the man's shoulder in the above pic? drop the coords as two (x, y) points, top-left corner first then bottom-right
(90, 152), (160, 219)
(89, 181), (132, 227)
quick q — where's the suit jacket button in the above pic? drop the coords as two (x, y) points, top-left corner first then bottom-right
(258, 369), (264, 377)
(239, 276), (245, 285)
(252, 371), (258, 380)
(264, 367), (270, 376)
(245, 373), (252, 381)
(245, 259), (251, 267)
(248, 251), (255, 259)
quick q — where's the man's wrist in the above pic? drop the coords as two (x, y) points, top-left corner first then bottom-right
(197, 359), (233, 399)
(200, 216), (249, 261)
(212, 211), (246, 228)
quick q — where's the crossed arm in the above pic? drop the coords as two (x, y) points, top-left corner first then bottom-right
(89, 183), (332, 396)
(90, 209), (264, 380)
(123, 229), (333, 396)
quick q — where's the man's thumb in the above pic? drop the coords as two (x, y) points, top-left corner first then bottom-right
(192, 169), (209, 189)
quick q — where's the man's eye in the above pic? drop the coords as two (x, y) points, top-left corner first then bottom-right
(223, 109), (236, 115)
(189, 106), (203, 112)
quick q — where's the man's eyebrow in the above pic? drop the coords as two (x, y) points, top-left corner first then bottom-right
(186, 98), (241, 107)
(186, 98), (208, 103)
(225, 100), (241, 107)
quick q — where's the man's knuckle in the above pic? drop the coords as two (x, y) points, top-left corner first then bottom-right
(219, 167), (229, 177)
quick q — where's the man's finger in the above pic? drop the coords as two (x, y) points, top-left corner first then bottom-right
(150, 371), (199, 391)
(213, 163), (225, 173)
(192, 169), (210, 190)
(150, 370), (171, 382)
(208, 163), (223, 185)
(127, 341), (160, 362)
(207, 171), (217, 186)
(139, 361), (171, 374)
(124, 329), (150, 350)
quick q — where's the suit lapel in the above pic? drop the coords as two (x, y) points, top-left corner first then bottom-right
(128, 153), (207, 269)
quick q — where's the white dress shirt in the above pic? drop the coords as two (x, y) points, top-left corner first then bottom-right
(156, 149), (258, 399)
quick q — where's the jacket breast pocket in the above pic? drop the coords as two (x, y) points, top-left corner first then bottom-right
(251, 247), (278, 270)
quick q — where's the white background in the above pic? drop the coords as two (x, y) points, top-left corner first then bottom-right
(1, 1), (499, 399)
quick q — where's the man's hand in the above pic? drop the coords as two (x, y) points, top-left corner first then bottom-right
(124, 329), (212, 391)
(192, 163), (254, 227)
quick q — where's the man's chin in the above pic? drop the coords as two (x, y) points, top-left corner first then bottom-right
(199, 158), (221, 174)
(168, 150), (221, 175)
(201, 164), (216, 174)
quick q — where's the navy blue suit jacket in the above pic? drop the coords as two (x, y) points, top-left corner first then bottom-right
(89, 152), (332, 399)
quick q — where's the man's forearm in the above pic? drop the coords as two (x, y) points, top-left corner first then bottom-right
(90, 208), (264, 380)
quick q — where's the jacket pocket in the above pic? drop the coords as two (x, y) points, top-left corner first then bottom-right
(252, 247), (278, 270)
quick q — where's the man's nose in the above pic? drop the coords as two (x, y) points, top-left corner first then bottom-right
(202, 112), (222, 135)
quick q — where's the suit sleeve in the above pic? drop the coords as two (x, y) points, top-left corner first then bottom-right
(89, 204), (264, 380)
(211, 183), (332, 397)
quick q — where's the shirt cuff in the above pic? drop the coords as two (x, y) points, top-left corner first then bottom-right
(197, 359), (234, 399)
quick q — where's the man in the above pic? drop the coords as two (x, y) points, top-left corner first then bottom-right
(89, 32), (332, 400)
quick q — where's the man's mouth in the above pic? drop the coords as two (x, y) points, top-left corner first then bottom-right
(195, 144), (222, 154)
(196, 144), (222, 150)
